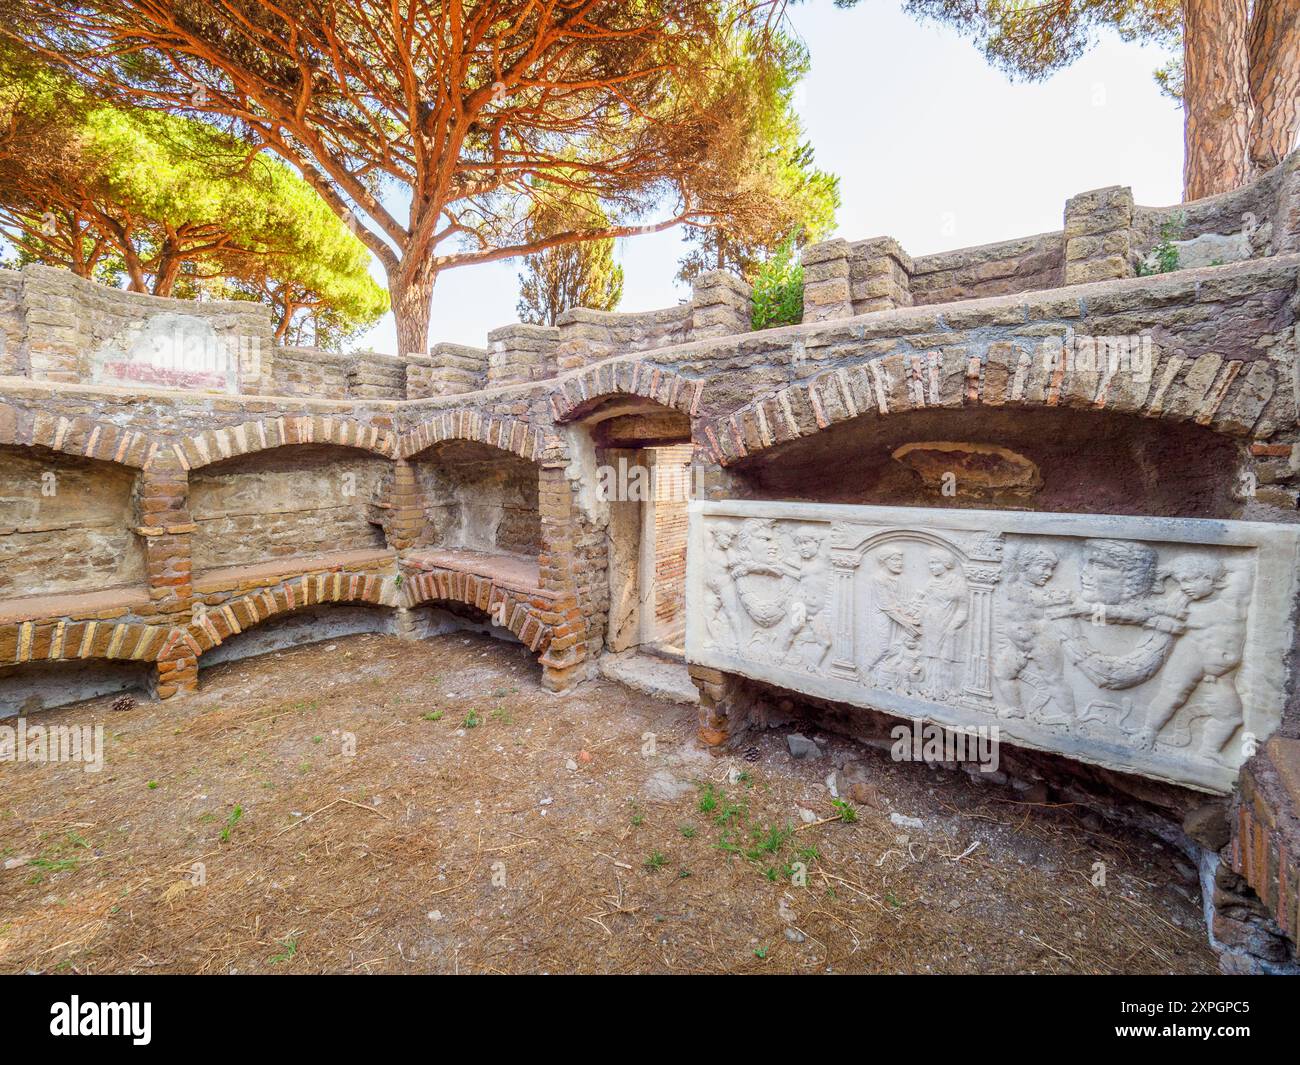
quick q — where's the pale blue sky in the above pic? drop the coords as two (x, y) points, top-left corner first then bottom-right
(357, 0), (1185, 355)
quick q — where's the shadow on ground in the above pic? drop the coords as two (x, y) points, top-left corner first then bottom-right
(0, 632), (1217, 974)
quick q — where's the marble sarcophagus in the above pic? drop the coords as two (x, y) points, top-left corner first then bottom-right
(686, 501), (1300, 792)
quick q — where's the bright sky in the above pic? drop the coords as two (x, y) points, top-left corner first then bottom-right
(358, 0), (1184, 355)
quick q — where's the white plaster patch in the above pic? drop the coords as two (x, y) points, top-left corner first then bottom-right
(90, 313), (241, 393)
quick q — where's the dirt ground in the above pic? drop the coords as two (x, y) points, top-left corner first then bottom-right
(0, 631), (1219, 974)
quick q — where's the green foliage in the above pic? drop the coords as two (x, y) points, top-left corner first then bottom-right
(28, 856), (78, 873)
(1135, 213), (1184, 275)
(830, 798), (858, 824)
(516, 185), (624, 326)
(861, 1), (1185, 118)
(715, 832), (742, 856)
(750, 230), (804, 330)
(713, 796), (748, 828)
(743, 823), (793, 861)
(7, 4), (833, 349)
(268, 936), (298, 964)
(1153, 53), (1184, 104)
(220, 805), (243, 843)
(0, 49), (386, 346)
(677, 30), (840, 285)
(894, 1), (1181, 83)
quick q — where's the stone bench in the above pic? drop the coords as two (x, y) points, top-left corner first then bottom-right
(0, 585), (151, 627)
(0, 585), (164, 669)
(399, 548), (562, 658)
(193, 548), (397, 596)
(402, 548), (548, 598)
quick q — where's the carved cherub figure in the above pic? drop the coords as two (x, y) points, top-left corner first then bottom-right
(992, 544), (1074, 723)
(1135, 555), (1246, 757)
(779, 530), (832, 671)
(702, 582), (736, 653)
(703, 526), (742, 652)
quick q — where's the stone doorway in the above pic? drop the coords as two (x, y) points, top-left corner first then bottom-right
(576, 397), (693, 660)
(640, 443), (692, 655)
(605, 441), (694, 659)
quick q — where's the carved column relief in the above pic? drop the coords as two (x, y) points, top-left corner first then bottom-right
(961, 567), (998, 700)
(829, 550), (860, 681)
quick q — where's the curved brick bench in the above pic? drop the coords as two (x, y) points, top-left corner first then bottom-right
(401, 548), (557, 653)
(0, 585), (166, 667)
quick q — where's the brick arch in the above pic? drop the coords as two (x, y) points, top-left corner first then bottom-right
(549, 360), (704, 424)
(3, 617), (170, 665)
(158, 570), (398, 662)
(0, 408), (156, 469)
(701, 346), (1278, 466)
(403, 570), (556, 655)
(401, 408), (558, 464)
(162, 415), (400, 472)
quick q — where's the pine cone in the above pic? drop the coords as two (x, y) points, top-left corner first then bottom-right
(110, 694), (137, 713)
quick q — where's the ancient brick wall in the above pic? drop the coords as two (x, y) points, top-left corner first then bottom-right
(1, 148), (1297, 779)
(14, 264), (273, 387)
(189, 445), (389, 570)
(651, 444), (693, 637)
(910, 232), (1064, 305)
(2, 145), (1299, 973)
(0, 269), (25, 377)
(0, 445), (144, 598)
(268, 346), (351, 398)
(411, 440), (540, 556)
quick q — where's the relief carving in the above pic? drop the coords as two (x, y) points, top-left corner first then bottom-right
(863, 547), (924, 693)
(699, 518), (833, 672)
(992, 543), (1074, 725)
(689, 501), (1299, 793)
(780, 530), (833, 672)
(1136, 554), (1248, 757)
(917, 550), (969, 701)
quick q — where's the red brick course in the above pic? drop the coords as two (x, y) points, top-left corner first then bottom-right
(1230, 738), (1300, 943)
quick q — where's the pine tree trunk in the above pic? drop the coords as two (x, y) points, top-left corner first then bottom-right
(122, 249), (147, 293)
(152, 244), (181, 297)
(392, 268), (435, 356)
(273, 304), (295, 344)
(1183, 0), (1252, 200)
(1248, 0), (1300, 174)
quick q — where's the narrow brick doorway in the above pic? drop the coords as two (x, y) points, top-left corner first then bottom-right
(639, 443), (693, 656)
